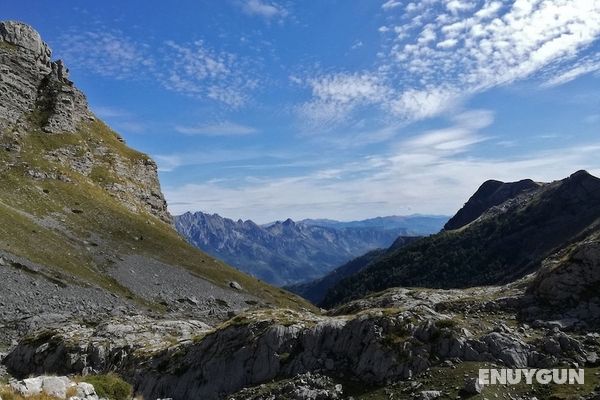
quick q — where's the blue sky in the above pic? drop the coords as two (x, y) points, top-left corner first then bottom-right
(4, 0), (600, 222)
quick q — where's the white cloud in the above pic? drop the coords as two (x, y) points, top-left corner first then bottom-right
(387, 0), (600, 93)
(165, 140), (600, 222)
(296, 72), (391, 130)
(446, 0), (476, 14)
(382, 0), (402, 10)
(158, 40), (257, 108)
(542, 54), (600, 87)
(299, 0), (600, 128)
(174, 122), (258, 136)
(388, 87), (460, 120)
(164, 108), (599, 221)
(240, 0), (289, 19)
(403, 109), (493, 152)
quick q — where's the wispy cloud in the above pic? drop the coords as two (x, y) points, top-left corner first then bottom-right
(157, 40), (258, 107)
(57, 30), (151, 80)
(57, 30), (258, 108)
(238, 0), (289, 20)
(91, 106), (131, 119)
(174, 121), (258, 136)
(296, 72), (391, 130)
(154, 148), (264, 172)
(542, 54), (600, 87)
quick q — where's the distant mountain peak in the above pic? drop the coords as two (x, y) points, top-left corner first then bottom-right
(282, 218), (295, 226)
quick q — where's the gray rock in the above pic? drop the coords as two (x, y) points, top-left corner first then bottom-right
(0, 20), (170, 223)
(0, 21), (92, 133)
(463, 377), (484, 395)
(420, 390), (442, 400)
(9, 375), (98, 399)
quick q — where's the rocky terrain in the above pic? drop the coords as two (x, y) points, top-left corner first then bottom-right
(2, 20), (600, 400)
(4, 267), (600, 399)
(175, 212), (443, 286)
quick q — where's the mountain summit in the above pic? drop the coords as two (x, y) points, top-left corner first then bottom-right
(0, 21), (92, 134)
(444, 178), (541, 230)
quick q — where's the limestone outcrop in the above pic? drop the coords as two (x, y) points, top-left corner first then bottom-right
(0, 21), (93, 133)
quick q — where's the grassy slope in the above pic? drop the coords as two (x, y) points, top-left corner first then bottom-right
(0, 117), (314, 312)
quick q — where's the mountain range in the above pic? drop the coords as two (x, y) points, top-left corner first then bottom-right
(2, 21), (600, 400)
(174, 212), (447, 285)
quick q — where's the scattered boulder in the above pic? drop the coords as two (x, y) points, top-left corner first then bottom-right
(9, 376), (100, 400)
(463, 377), (484, 395)
(229, 281), (242, 291)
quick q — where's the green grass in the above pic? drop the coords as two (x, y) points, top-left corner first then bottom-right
(80, 374), (132, 400)
(0, 117), (315, 312)
(0, 41), (18, 51)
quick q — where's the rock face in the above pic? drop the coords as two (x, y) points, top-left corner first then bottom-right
(227, 373), (344, 400)
(444, 178), (540, 231)
(528, 231), (600, 327)
(0, 20), (311, 353)
(0, 20), (169, 222)
(0, 21), (92, 133)
(175, 212), (422, 286)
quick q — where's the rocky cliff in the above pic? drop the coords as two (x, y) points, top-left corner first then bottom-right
(5, 282), (600, 399)
(0, 20), (169, 223)
(0, 21), (91, 133)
